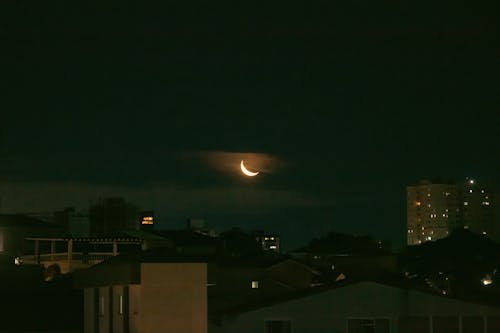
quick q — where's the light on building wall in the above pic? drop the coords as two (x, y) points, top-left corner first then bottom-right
(482, 275), (493, 286)
(251, 281), (259, 289)
(141, 216), (154, 225)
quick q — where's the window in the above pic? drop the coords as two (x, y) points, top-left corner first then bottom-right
(433, 316), (458, 333)
(119, 295), (123, 315)
(348, 319), (389, 333)
(398, 316), (429, 333)
(251, 280), (259, 289)
(266, 320), (291, 333)
(99, 296), (105, 316)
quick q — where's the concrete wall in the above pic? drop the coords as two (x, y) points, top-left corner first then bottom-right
(84, 288), (94, 333)
(98, 287), (110, 333)
(212, 282), (500, 333)
(129, 284), (141, 333)
(138, 263), (207, 333)
(112, 285), (124, 333)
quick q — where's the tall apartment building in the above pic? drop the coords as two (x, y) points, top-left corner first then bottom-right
(460, 178), (494, 237)
(407, 178), (496, 245)
(407, 180), (460, 245)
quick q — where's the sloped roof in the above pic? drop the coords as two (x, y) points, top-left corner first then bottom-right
(109, 229), (168, 241)
(152, 229), (217, 245)
(0, 214), (62, 229)
(74, 247), (208, 288)
(211, 274), (500, 321)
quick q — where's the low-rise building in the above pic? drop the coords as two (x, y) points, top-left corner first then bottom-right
(75, 251), (207, 333)
(210, 279), (500, 333)
(0, 214), (63, 255)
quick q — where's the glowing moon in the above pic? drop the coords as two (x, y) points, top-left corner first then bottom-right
(240, 160), (259, 177)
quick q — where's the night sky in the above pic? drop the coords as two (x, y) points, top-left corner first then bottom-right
(1, 1), (499, 250)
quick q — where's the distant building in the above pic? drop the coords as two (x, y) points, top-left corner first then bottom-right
(494, 192), (500, 243)
(460, 178), (494, 238)
(138, 211), (155, 231)
(89, 198), (139, 236)
(407, 180), (460, 245)
(187, 218), (206, 230)
(254, 230), (280, 253)
(54, 207), (90, 237)
(75, 253), (207, 333)
(407, 178), (497, 245)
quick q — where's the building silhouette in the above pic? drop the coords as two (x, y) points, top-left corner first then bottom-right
(89, 198), (138, 236)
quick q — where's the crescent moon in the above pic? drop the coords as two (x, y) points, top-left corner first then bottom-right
(240, 160), (259, 177)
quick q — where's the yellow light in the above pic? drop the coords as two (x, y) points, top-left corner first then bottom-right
(482, 277), (493, 286)
(416, 201), (421, 206)
(240, 160), (259, 177)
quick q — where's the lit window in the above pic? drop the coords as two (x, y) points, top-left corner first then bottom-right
(464, 202), (468, 206)
(415, 201), (421, 206)
(427, 204), (431, 208)
(482, 202), (490, 206)
(251, 281), (259, 289)
(483, 231), (487, 235)
(119, 295), (123, 315)
(481, 189), (485, 193)
(427, 193), (431, 197)
(469, 189), (473, 193)
(469, 179), (475, 184)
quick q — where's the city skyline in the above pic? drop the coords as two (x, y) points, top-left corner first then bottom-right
(1, 1), (499, 250)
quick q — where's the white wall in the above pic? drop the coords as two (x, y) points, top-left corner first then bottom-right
(138, 263), (207, 333)
(212, 282), (500, 333)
